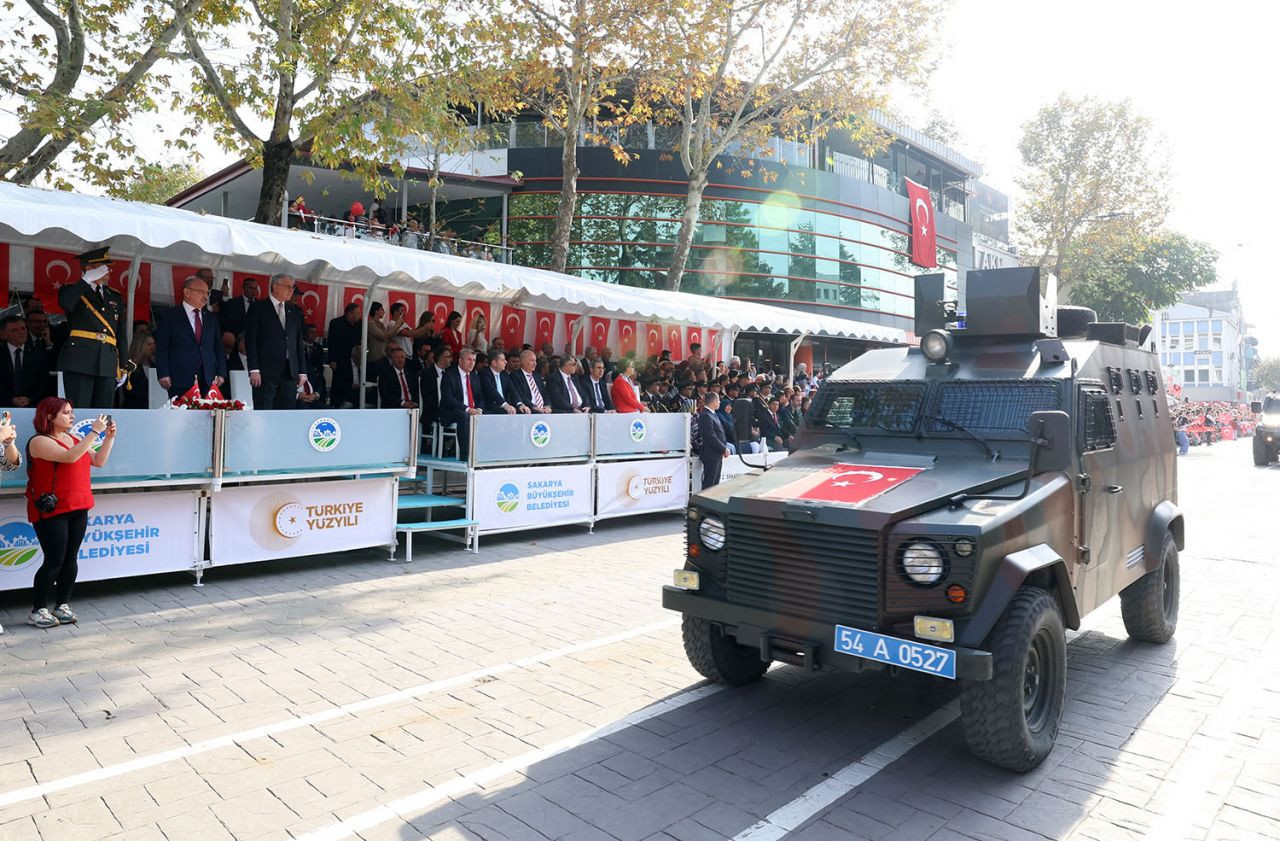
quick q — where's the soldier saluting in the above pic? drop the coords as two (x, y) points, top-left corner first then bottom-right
(58, 246), (124, 408)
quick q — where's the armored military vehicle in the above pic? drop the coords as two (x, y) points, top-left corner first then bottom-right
(1251, 396), (1279, 465)
(664, 267), (1183, 772)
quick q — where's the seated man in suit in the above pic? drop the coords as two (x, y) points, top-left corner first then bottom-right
(155, 275), (228, 398)
(0, 315), (50, 407)
(478, 350), (522, 415)
(546, 355), (590, 414)
(507, 349), (551, 414)
(438, 347), (484, 457)
(374, 345), (420, 410)
(580, 359), (614, 413)
(420, 346), (452, 428)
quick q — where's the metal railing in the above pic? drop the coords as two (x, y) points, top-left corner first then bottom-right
(287, 212), (514, 263)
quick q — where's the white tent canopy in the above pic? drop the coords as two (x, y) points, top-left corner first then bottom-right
(0, 182), (905, 343)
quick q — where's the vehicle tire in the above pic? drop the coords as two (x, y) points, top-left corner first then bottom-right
(1254, 435), (1270, 466)
(960, 587), (1066, 772)
(681, 616), (769, 686)
(1120, 531), (1179, 643)
(1056, 305), (1097, 338)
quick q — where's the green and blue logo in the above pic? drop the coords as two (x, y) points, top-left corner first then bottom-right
(529, 420), (551, 449)
(308, 417), (342, 452)
(629, 418), (647, 443)
(70, 419), (106, 452)
(496, 482), (520, 513)
(0, 520), (41, 571)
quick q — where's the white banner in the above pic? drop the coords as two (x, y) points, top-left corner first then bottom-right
(596, 458), (690, 518)
(210, 478), (395, 564)
(0, 491), (201, 591)
(473, 464), (593, 532)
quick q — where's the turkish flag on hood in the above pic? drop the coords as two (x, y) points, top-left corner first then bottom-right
(905, 178), (937, 268)
(762, 463), (925, 507)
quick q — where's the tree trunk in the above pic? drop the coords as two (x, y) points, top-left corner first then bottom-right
(550, 127), (578, 274)
(665, 173), (707, 291)
(255, 138), (294, 225)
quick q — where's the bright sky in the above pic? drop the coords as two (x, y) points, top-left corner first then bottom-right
(900, 0), (1279, 353)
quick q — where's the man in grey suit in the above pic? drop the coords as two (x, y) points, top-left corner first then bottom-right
(245, 274), (308, 409)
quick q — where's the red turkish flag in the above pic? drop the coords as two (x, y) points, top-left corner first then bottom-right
(686, 326), (703, 352)
(666, 324), (684, 359)
(707, 329), (721, 357)
(588, 317), (611, 352)
(905, 178), (937, 268)
(763, 463), (925, 507)
(563, 313), (584, 354)
(179, 378), (201, 403)
(341, 286), (366, 314)
(428, 295), (454, 330)
(465, 300), (490, 338)
(533, 310), (556, 348)
(0, 243), (9, 304)
(231, 272), (267, 298)
(33, 248), (150, 319)
(106, 261), (151, 322)
(388, 291), (416, 327)
(644, 323), (663, 358)
(206, 381), (225, 401)
(499, 306), (527, 348)
(618, 320), (638, 356)
(294, 280), (328, 332)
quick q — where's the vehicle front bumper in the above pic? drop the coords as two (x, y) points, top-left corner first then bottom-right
(663, 586), (993, 681)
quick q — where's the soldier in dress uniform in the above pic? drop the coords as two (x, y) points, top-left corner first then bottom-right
(58, 246), (125, 408)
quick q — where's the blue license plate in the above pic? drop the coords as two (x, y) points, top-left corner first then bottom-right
(833, 625), (956, 679)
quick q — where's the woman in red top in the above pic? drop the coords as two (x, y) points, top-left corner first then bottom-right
(440, 310), (464, 360)
(610, 360), (646, 414)
(25, 397), (116, 629)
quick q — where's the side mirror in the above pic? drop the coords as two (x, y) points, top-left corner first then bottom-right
(1028, 410), (1071, 475)
(733, 398), (754, 442)
(1251, 401), (1262, 414)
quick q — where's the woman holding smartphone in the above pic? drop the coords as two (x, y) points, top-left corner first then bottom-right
(0, 411), (20, 635)
(25, 398), (116, 629)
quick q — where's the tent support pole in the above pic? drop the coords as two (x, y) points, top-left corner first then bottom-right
(359, 279), (383, 408)
(788, 332), (808, 382)
(400, 180), (408, 223)
(125, 255), (142, 349)
(728, 329), (740, 366)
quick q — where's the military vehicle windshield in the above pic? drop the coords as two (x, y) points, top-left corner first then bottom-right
(813, 380), (1061, 440)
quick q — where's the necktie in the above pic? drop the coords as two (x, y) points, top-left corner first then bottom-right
(594, 380), (602, 406)
(193, 309), (203, 343)
(464, 373), (475, 409)
(398, 369), (410, 404)
(276, 301), (286, 329)
(567, 375), (580, 409)
(528, 373), (545, 409)
(495, 373), (504, 400)
(12, 347), (21, 391)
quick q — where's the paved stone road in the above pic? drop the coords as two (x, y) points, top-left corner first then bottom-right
(1, 439), (1277, 841)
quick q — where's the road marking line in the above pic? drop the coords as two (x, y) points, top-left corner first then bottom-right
(296, 682), (729, 841)
(731, 701), (961, 841)
(0, 617), (679, 810)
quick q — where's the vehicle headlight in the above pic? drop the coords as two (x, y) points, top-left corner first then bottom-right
(902, 542), (945, 585)
(698, 516), (726, 551)
(953, 538), (976, 558)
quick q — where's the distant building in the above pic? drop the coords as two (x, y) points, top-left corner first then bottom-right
(1151, 286), (1249, 402)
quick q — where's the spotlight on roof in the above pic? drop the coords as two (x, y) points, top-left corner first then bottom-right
(920, 329), (953, 363)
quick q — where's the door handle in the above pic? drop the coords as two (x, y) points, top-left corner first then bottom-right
(1104, 484), (1124, 494)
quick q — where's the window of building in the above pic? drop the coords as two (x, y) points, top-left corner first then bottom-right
(1212, 334), (1223, 349)
(1198, 335), (1209, 350)
(1197, 320), (1209, 333)
(1212, 319), (1223, 332)
(1168, 322), (1180, 335)
(1198, 370), (1210, 383)
(1213, 367), (1222, 383)
(1169, 336), (1180, 350)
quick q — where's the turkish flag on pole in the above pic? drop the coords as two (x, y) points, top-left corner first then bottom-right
(644, 323), (663, 358)
(763, 463), (925, 507)
(618, 320), (638, 356)
(666, 324), (685, 359)
(293, 280), (328, 332)
(341, 286), (366, 314)
(178, 378), (201, 403)
(589, 317), (611, 351)
(533, 311), (556, 348)
(564, 313), (584, 354)
(206, 382), (225, 400)
(905, 178), (937, 268)
(499, 306), (527, 348)
(428, 295), (454, 330)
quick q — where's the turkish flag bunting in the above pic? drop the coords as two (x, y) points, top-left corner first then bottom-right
(388, 291), (416, 327)
(465, 300), (490, 337)
(499, 306), (527, 348)
(666, 324), (684, 359)
(763, 463), (925, 507)
(644, 323), (663, 358)
(206, 382), (225, 400)
(618, 320), (637, 356)
(107, 261), (151, 322)
(533, 310), (555, 348)
(905, 178), (937, 268)
(33, 248), (150, 319)
(428, 295), (454, 330)
(563, 313), (584, 355)
(589, 317), (611, 351)
(294, 280), (328, 332)
(707, 329), (721, 357)
(686, 326), (702, 351)
(341, 286), (366, 313)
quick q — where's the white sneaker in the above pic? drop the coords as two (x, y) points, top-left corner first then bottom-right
(52, 605), (77, 624)
(27, 609), (59, 628)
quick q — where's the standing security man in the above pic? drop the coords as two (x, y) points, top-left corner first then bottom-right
(59, 247), (124, 409)
(699, 391), (730, 488)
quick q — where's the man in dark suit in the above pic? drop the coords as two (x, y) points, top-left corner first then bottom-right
(420, 346), (452, 426)
(546, 355), (590, 414)
(580, 359), (614, 413)
(154, 275), (228, 398)
(327, 302), (362, 378)
(758, 394), (785, 450)
(374, 345), (420, 409)
(438, 347), (483, 457)
(58, 246), (124, 408)
(219, 275), (261, 341)
(699, 392), (730, 488)
(478, 350), (522, 414)
(508, 349), (551, 414)
(245, 274), (308, 409)
(0, 315), (50, 407)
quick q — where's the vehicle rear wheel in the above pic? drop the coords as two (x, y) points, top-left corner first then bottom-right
(681, 616), (769, 685)
(960, 587), (1066, 772)
(1120, 531), (1179, 643)
(1254, 436), (1270, 466)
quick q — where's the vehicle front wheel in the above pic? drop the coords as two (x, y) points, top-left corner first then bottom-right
(681, 616), (769, 685)
(1120, 531), (1179, 643)
(960, 587), (1066, 772)
(1254, 435), (1270, 466)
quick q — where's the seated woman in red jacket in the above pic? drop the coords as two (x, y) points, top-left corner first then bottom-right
(610, 359), (646, 413)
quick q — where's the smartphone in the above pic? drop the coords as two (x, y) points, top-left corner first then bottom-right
(104, 414), (113, 426)
(1, 411), (9, 426)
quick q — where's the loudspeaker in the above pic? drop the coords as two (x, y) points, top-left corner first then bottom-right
(963, 267), (1049, 338)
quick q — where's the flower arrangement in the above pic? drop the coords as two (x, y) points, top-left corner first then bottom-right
(168, 380), (245, 410)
